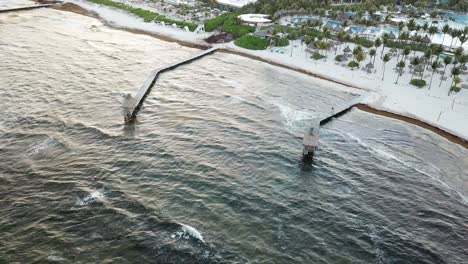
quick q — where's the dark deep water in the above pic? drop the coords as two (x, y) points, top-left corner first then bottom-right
(1, 8), (468, 264)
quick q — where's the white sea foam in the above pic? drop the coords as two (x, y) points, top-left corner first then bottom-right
(273, 101), (315, 134)
(171, 223), (205, 243)
(75, 190), (106, 206)
(337, 130), (468, 206)
(47, 253), (66, 262)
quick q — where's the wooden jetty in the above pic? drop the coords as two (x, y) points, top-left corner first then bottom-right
(123, 47), (219, 122)
(0, 4), (55, 13)
(302, 94), (367, 161)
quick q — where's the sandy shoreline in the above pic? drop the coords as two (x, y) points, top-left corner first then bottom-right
(49, 2), (467, 148)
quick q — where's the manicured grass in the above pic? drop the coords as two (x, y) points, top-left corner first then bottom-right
(234, 35), (269, 50)
(87, 0), (197, 31)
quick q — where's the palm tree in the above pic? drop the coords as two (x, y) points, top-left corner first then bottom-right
(381, 53), (391, 80)
(353, 45), (363, 63)
(441, 25), (451, 46)
(380, 34), (388, 58)
(428, 26), (438, 42)
(355, 52), (366, 67)
(374, 37), (382, 58)
(429, 60), (440, 90)
(432, 45), (444, 60)
(459, 34), (468, 49)
(449, 67), (461, 95)
(459, 54), (468, 71)
(407, 19), (416, 31)
(397, 31), (408, 60)
(450, 30), (459, 49)
(395, 60), (405, 84)
(369, 48), (376, 64)
(341, 20), (349, 29)
(412, 35), (422, 56)
(398, 21), (405, 33)
(422, 22), (429, 32)
(422, 49), (432, 77)
(410, 56), (420, 81)
(403, 46), (410, 61)
(454, 47), (465, 65)
(322, 27), (331, 43)
(439, 56), (453, 87)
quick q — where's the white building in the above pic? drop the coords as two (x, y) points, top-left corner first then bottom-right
(238, 14), (272, 27)
(216, 0), (257, 8)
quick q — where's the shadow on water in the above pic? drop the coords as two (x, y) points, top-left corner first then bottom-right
(122, 120), (138, 138)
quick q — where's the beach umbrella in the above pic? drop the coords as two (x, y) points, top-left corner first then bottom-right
(343, 46), (351, 53)
(388, 32), (396, 39)
(410, 34), (419, 41)
(422, 35), (431, 44)
(414, 65), (424, 72)
(366, 62), (374, 69)
(346, 28), (353, 34)
(461, 65), (467, 71)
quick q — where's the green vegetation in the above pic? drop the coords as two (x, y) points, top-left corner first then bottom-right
(335, 55), (344, 62)
(450, 86), (461, 93)
(234, 35), (269, 50)
(240, 0), (466, 16)
(204, 13), (232, 32)
(311, 52), (326, 60)
(204, 13), (255, 37)
(271, 37), (289, 47)
(347, 61), (359, 69)
(87, 0), (197, 31)
(410, 79), (427, 88)
(353, 36), (374, 48)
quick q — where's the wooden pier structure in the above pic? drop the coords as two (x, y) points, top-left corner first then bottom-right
(123, 47), (219, 121)
(302, 94), (367, 161)
(0, 4), (55, 13)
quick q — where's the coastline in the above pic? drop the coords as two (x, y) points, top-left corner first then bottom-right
(51, 2), (468, 148)
(356, 104), (468, 148)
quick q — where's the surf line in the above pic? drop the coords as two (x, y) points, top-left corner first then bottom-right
(51, 3), (468, 149)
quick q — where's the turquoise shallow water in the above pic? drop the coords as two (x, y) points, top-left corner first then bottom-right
(1, 8), (468, 264)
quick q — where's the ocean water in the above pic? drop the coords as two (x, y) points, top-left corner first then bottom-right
(1, 7), (468, 264)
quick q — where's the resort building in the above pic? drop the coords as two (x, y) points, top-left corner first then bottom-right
(238, 14), (273, 27)
(216, 0), (257, 8)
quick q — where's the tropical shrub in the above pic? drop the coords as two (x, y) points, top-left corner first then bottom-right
(410, 79), (427, 88)
(450, 86), (461, 93)
(335, 55), (344, 62)
(204, 13), (254, 37)
(311, 52), (326, 60)
(348, 61), (359, 69)
(234, 35), (269, 50)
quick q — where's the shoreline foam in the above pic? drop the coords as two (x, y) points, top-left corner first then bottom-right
(47, 2), (468, 147)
